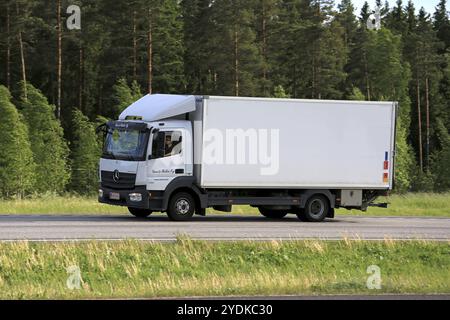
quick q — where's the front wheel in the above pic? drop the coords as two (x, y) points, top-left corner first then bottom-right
(259, 208), (288, 219)
(296, 195), (329, 222)
(128, 207), (152, 218)
(167, 192), (195, 221)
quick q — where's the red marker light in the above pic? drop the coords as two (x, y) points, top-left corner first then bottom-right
(384, 161), (389, 170)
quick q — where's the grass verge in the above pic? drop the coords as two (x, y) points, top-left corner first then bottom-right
(0, 239), (448, 299)
(0, 193), (448, 217)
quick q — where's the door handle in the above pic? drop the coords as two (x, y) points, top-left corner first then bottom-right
(175, 169), (184, 174)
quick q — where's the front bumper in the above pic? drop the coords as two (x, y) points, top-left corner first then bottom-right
(98, 185), (164, 210)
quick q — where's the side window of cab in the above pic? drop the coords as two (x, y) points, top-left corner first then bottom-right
(151, 131), (182, 159)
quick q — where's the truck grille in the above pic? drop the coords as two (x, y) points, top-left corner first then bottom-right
(101, 171), (136, 189)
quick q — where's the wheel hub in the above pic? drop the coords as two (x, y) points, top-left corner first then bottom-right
(310, 199), (324, 216)
(176, 199), (190, 215)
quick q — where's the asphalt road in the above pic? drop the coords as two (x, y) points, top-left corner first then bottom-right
(0, 214), (449, 241)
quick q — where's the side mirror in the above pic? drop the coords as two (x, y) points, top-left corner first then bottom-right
(147, 154), (153, 160)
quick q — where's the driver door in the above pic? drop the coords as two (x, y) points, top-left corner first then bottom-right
(147, 129), (186, 190)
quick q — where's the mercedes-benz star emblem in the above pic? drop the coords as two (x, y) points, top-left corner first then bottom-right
(113, 170), (120, 183)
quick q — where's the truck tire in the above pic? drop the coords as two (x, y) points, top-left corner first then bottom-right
(128, 207), (152, 218)
(259, 208), (288, 219)
(296, 195), (329, 222)
(167, 192), (195, 221)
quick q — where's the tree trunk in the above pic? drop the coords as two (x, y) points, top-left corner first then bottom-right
(16, 2), (27, 100)
(234, 27), (239, 96)
(261, 3), (267, 95)
(425, 76), (430, 169)
(312, 49), (316, 98)
(6, 2), (11, 90)
(416, 77), (423, 172)
(97, 84), (103, 115)
(79, 45), (84, 111)
(56, 0), (62, 119)
(133, 10), (137, 81)
(147, 8), (153, 94)
(363, 51), (370, 101)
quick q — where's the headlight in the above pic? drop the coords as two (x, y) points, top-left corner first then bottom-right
(129, 193), (142, 202)
(99, 189), (103, 198)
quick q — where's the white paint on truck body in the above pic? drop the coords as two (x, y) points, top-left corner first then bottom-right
(119, 94), (195, 122)
(197, 96), (396, 189)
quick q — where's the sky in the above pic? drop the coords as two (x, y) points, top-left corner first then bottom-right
(349, 0), (442, 15)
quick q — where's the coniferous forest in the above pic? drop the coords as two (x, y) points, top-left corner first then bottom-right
(0, 0), (449, 197)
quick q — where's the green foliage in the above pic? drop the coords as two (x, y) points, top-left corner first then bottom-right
(152, 0), (186, 92)
(208, 0), (263, 96)
(394, 118), (415, 193)
(431, 119), (450, 191)
(0, 86), (35, 198)
(69, 109), (100, 194)
(270, 0), (347, 99)
(112, 78), (142, 116)
(273, 85), (290, 98)
(409, 168), (435, 192)
(19, 84), (70, 193)
(348, 87), (365, 100)
(365, 29), (411, 107)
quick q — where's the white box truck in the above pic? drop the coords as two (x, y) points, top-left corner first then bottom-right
(98, 94), (396, 222)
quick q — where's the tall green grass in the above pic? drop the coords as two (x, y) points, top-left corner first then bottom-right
(0, 239), (448, 299)
(337, 193), (450, 217)
(0, 193), (127, 215)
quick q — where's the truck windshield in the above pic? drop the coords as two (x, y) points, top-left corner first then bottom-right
(102, 124), (149, 161)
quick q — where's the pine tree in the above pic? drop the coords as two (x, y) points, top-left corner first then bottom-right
(433, 0), (450, 50)
(255, 0), (279, 96)
(359, 1), (370, 22)
(0, 85), (35, 197)
(336, 0), (358, 48)
(69, 109), (100, 194)
(271, 0), (347, 99)
(312, 18), (348, 99)
(385, 0), (408, 35)
(405, 0), (416, 31)
(347, 5), (371, 99)
(431, 118), (450, 191)
(181, 0), (215, 94)
(139, 0), (185, 94)
(403, 7), (444, 173)
(208, 0), (263, 96)
(19, 83), (70, 193)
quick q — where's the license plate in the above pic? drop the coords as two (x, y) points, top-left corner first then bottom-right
(109, 192), (120, 200)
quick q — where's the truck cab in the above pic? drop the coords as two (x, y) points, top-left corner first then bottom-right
(99, 95), (198, 219)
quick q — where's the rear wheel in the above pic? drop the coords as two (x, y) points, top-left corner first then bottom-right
(296, 195), (329, 222)
(259, 208), (288, 219)
(128, 207), (152, 218)
(167, 192), (195, 221)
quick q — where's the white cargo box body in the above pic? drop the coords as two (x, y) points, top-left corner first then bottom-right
(197, 96), (396, 189)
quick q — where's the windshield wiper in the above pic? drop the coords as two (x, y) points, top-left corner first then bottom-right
(124, 155), (138, 161)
